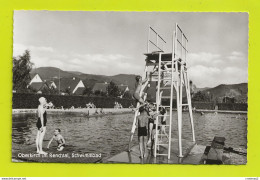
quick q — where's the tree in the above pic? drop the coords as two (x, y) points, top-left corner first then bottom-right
(123, 91), (132, 99)
(107, 81), (120, 97)
(49, 87), (59, 95)
(41, 86), (50, 95)
(64, 87), (71, 95)
(83, 87), (93, 96)
(94, 90), (101, 96)
(192, 91), (208, 102)
(41, 86), (59, 95)
(13, 50), (33, 92)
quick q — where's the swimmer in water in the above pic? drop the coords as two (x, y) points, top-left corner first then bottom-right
(47, 128), (66, 151)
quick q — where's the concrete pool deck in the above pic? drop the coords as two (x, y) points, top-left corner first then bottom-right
(103, 138), (201, 164)
(103, 138), (246, 164)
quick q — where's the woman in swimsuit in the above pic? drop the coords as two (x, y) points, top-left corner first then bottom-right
(36, 97), (48, 155)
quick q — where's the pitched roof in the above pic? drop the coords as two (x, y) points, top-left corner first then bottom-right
(30, 73), (43, 81)
(92, 83), (108, 92)
(92, 82), (130, 93)
(118, 84), (129, 92)
(45, 80), (56, 87)
(74, 87), (85, 95)
(29, 82), (47, 91)
(54, 77), (81, 92)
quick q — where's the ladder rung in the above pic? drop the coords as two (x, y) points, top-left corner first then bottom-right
(157, 134), (168, 136)
(147, 64), (159, 67)
(157, 124), (170, 126)
(161, 70), (172, 72)
(160, 87), (171, 90)
(161, 61), (173, 63)
(157, 114), (170, 116)
(181, 104), (189, 106)
(157, 144), (169, 146)
(157, 154), (168, 156)
(162, 78), (172, 80)
(159, 105), (171, 108)
(161, 96), (171, 99)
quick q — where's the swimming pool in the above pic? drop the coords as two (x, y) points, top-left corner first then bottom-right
(12, 111), (247, 161)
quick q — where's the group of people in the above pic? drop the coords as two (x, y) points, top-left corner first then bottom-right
(135, 105), (168, 158)
(131, 75), (169, 158)
(86, 102), (96, 108)
(114, 102), (123, 109)
(36, 97), (65, 155)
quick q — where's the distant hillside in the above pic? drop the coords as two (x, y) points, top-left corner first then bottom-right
(30, 67), (247, 102)
(200, 83), (248, 102)
(67, 71), (84, 75)
(31, 67), (137, 90)
(194, 87), (210, 93)
(31, 67), (75, 79)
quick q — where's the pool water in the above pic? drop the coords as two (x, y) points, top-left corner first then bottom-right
(12, 112), (247, 160)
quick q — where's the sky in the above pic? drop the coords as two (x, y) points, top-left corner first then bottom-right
(13, 11), (248, 88)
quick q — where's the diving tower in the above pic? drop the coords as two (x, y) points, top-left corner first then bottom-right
(128, 23), (196, 159)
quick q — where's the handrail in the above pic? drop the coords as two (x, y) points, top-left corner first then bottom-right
(147, 26), (167, 53)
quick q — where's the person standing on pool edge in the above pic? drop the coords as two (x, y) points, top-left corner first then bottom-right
(36, 97), (48, 155)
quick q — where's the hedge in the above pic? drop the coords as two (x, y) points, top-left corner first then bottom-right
(192, 102), (247, 111)
(217, 103), (247, 111)
(192, 102), (215, 110)
(12, 93), (135, 109)
(12, 93), (248, 111)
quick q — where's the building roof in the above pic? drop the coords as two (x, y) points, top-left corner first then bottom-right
(45, 80), (56, 87)
(30, 73), (43, 81)
(74, 87), (85, 95)
(54, 77), (81, 93)
(118, 84), (129, 92)
(92, 82), (129, 94)
(29, 82), (47, 92)
(92, 82), (109, 92)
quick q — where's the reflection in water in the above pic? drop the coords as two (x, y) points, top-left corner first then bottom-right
(12, 112), (247, 159)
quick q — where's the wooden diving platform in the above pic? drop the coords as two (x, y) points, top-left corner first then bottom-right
(144, 52), (174, 62)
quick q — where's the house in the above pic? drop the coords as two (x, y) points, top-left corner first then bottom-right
(28, 74), (45, 93)
(222, 96), (236, 103)
(46, 80), (57, 89)
(29, 82), (49, 94)
(74, 87), (85, 95)
(92, 82), (109, 93)
(54, 77), (85, 95)
(29, 74), (85, 95)
(118, 84), (129, 93)
(92, 82), (129, 96)
(29, 73), (43, 85)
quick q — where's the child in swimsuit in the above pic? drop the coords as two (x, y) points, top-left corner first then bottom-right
(159, 107), (169, 140)
(136, 106), (149, 159)
(47, 128), (66, 151)
(147, 103), (157, 145)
